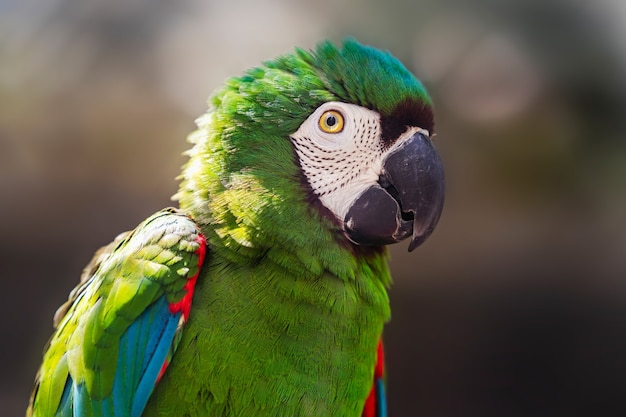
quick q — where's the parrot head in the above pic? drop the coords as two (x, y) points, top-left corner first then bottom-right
(176, 39), (444, 257)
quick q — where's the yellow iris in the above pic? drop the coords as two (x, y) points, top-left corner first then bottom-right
(318, 110), (344, 133)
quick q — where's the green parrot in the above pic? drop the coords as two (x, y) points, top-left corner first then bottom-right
(27, 39), (445, 417)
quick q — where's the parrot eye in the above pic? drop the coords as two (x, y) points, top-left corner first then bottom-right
(318, 110), (344, 134)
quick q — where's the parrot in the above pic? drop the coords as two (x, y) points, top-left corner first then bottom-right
(27, 39), (445, 417)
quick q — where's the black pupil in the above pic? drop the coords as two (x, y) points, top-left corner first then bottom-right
(326, 115), (337, 127)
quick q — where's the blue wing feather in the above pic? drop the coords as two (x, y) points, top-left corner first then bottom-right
(72, 383), (86, 417)
(58, 296), (182, 417)
(128, 297), (181, 417)
(375, 377), (387, 417)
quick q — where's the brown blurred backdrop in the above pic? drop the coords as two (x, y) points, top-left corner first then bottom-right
(2, 0), (626, 416)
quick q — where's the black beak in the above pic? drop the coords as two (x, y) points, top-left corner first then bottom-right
(344, 131), (445, 251)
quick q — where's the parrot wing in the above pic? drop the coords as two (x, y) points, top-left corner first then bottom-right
(28, 208), (206, 417)
(362, 340), (387, 417)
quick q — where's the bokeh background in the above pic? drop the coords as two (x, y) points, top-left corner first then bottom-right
(3, 0), (626, 415)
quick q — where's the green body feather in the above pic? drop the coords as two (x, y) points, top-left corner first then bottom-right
(145, 246), (391, 415)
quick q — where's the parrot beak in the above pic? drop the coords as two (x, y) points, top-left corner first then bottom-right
(344, 131), (445, 251)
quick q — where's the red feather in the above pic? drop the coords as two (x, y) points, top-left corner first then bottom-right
(362, 339), (385, 417)
(168, 234), (207, 320)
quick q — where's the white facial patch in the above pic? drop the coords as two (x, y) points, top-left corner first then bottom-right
(290, 102), (386, 221)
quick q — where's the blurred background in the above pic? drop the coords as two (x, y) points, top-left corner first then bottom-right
(2, 0), (626, 415)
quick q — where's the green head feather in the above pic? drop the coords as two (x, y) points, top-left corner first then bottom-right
(311, 39), (432, 120)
